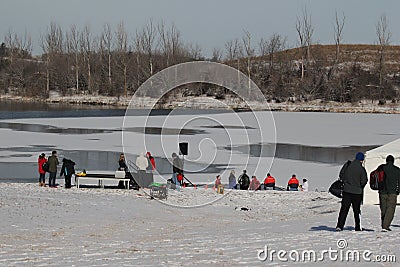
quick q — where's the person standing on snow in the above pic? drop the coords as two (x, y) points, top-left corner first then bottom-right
(378, 155), (400, 232)
(48, 150), (59, 188)
(171, 152), (183, 186)
(146, 152), (156, 171)
(38, 153), (47, 187)
(336, 152), (367, 232)
(60, 158), (75, 189)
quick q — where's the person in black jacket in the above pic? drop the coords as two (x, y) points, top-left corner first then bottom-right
(379, 155), (400, 232)
(336, 152), (368, 231)
(60, 158), (76, 189)
(238, 170), (250, 190)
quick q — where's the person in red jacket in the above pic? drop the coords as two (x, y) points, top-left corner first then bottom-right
(249, 176), (261, 190)
(287, 174), (299, 191)
(38, 153), (47, 187)
(263, 173), (276, 190)
(146, 152), (156, 171)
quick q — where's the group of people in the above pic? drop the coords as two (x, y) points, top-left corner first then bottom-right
(222, 170), (309, 191)
(37, 150), (75, 188)
(38, 151), (157, 189)
(336, 152), (400, 232)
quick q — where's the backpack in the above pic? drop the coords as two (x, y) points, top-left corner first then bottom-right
(42, 162), (49, 172)
(370, 165), (385, 191)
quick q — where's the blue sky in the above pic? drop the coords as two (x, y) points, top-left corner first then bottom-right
(1, 0), (400, 56)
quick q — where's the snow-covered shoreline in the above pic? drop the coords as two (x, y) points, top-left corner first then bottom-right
(0, 183), (398, 266)
(2, 94), (400, 114)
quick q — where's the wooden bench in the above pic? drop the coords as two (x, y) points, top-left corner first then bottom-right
(76, 171), (130, 190)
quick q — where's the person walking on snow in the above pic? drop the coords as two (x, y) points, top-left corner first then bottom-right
(378, 155), (400, 232)
(336, 152), (367, 232)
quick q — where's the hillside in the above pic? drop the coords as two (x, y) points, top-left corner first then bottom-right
(1, 43), (400, 106)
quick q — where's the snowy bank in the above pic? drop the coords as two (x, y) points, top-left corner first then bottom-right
(2, 94), (400, 114)
(0, 183), (398, 266)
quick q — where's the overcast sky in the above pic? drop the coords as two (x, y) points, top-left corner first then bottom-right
(1, 0), (400, 57)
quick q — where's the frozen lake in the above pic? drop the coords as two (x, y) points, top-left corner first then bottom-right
(1, 101), (400, 191)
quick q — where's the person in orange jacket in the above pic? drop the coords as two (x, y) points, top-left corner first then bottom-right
(263, 173), (276, 190)
(287, 174), (299, 191)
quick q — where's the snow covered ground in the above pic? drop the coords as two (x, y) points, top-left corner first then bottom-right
(1, 109), (400, 266)
(0, 183), (398, 266)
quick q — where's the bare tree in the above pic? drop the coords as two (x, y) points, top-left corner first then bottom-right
(333, 11), (345, 65)
(139, 19), (157, 79)
(158, 21), (183, 66)
(186, 43), (202, 60)
(115, 21), (129, 97)
(376, 14), (391, 90)
(328, 11), (345, 81)
(242, 30), (254, 95)
(80, 24), (94, 94)
(260, 33), (286, 76)
(211, 47), (222, 62)
(101, 23), (113, 88)
(296, 7), (313, 79)
(40, 22), (64, 94)
(66, 24), (80, 91)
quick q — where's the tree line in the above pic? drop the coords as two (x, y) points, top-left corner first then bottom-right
(0, 12), (399, 103)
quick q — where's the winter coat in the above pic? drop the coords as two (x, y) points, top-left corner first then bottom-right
(214, 178), (222, 188)
(47, 155), (59, 173)
(302, 181), (309, 192)
(136, 153), (149, 171)
(287, 177), (299, 188)
(119, 159), (128, 171)
(340, 160), (367, 195)
(249, 178), (261, 190)
(38, 157), (47, 174)
(381, 162), (400, 195)
(264, 175), (276, 187)
(228, 174), (236, 189)
(238, 173), (250, 188)
(146, 152), (156, 170)
(172, 156), (183, 174)
(60, 159), (76, 177)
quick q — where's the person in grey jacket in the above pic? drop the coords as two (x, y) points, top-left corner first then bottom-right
(379, 155), (400, 232)
(47, 150), (59, 188)
(336, 152), (368, 231)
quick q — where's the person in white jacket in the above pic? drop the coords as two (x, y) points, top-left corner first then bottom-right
(302, 178), (309, 192)
(136, 152), (149, 170)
